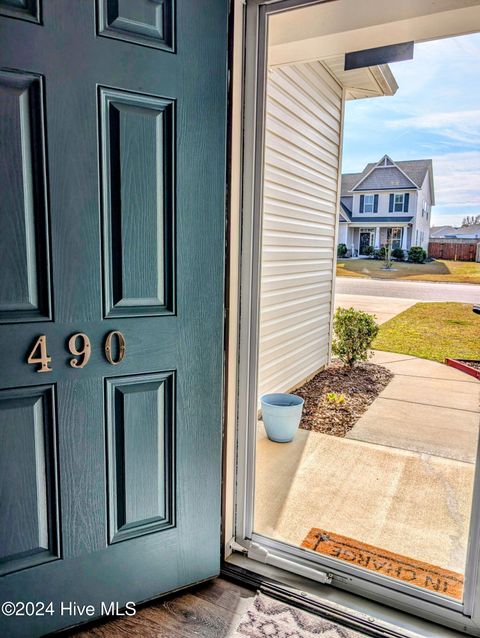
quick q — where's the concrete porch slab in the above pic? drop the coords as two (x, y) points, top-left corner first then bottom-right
(255, 351), (480, 577)
(255, 427), (475, 574)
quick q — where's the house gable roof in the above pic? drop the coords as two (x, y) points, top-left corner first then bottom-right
(339, 197), (353, 221)
(341, 156), (434, 200)
(354, 166), (417, 191)
(351, 155), (418, 191)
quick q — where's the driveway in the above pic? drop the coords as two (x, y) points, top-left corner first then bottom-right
(336, 277), (480, 303)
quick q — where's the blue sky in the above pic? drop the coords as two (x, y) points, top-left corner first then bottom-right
(341, 33), (480, 227)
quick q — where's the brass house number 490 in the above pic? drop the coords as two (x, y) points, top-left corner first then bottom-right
(27, 331), (126, 373)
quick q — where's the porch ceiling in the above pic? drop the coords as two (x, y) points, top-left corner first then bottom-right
(322, 56), (397, 100)
(268, 0), (480, 66)
(349, 217), (413, 226)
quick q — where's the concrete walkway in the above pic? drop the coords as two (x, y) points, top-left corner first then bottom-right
(335, 293), (418, 324)
(347, 351), (480, 462)
(255, 352), (480, 575)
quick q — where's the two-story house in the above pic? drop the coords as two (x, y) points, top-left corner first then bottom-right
(338, 155), (435, 255)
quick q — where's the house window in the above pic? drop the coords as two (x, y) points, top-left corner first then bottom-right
(394, 193), (405, 212)
(423, 201), (429, 220)
(387, 227), (403, 249)
(364, 194), (374, 213)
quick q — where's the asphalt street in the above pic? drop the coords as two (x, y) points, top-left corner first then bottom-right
(335, 277), (480, 304)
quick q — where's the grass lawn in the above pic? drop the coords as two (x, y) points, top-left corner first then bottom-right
(337, 258), (480, 284)
(373, 302), (480, 362)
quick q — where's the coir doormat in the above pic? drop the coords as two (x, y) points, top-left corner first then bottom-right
(302, 528), (463, 600)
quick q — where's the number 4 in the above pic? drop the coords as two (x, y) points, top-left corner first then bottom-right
(27, 335), (52, 373)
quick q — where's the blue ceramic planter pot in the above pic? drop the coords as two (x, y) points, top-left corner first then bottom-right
(260, 393), (304, 443)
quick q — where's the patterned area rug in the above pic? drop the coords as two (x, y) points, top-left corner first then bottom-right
(233, 593), (367, 638)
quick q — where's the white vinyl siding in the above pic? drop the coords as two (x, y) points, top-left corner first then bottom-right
(258, 62), (343, 398)
(351, 191), (416, 218)
(413, 173), (432, 251)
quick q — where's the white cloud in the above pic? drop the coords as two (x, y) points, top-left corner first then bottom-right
(431, 151), (480, 210)
(388, 110), (480, 146)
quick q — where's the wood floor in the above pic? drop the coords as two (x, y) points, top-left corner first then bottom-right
(60, 578), (256, 638)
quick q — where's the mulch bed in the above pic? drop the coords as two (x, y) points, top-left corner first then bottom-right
(295, 360), (393, 437)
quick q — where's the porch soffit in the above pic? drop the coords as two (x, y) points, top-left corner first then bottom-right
(348, 216), (413, 225)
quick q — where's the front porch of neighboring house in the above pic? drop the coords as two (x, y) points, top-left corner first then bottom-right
(338, 219), (412, 257)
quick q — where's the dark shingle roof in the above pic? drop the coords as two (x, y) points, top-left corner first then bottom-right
(340, 197), (353, 220)
(341, 158), (433, 195)
(354, 166), (415, 190)
(341, 174), (360, 196)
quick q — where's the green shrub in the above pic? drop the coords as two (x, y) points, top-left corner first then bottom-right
(373, 246), (386, 260)
(332, 307), (379, 367)
(408, 246), (427, 263)
(363, 245), (375, 257)
(391, 247), (405, 260)
(337, 243), (347, 258)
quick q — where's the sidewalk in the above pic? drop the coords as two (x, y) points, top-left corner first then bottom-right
(255, 352), (480, 575)
(347, 351), (480, 462)
(335, 293), (418, 324)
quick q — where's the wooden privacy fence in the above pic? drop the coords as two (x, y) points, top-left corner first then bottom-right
(428, 241), (480, 262)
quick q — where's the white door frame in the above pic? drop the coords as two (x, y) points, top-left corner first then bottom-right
(232, 0), (480, 634)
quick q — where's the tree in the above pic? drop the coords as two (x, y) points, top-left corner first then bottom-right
(383, 240), (393, 270)
(462, 215), (480, 227)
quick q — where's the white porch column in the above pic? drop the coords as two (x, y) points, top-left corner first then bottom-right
(374, 227), (380, 248)
(402, 227), (409, 250)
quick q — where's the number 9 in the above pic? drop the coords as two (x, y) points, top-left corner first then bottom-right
(68, 333), (91, 368)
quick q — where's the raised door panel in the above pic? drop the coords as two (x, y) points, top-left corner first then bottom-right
(0, 70), (51, 323)
(99, 87), (175, 318)
(0, 0), (40, 23)
(0, 385), (59, 574)
(106, 372), (175, 543)
(97, 0), (175, 52)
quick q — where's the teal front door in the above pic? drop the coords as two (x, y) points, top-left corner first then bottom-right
(0, 2), (228, 636)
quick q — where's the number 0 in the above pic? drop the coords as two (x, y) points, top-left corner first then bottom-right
(27, 335), (52, 373)
(104, 331), (126, 365)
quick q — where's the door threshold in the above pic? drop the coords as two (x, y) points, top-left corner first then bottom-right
(222, 554), (471, 638)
